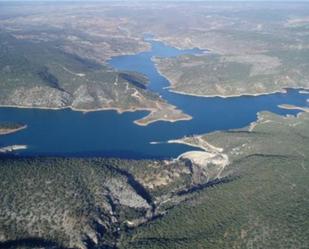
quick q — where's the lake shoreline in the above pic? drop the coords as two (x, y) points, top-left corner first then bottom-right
(0, 125), (27, 135)
(278, 104), (309, 113)
(0, 145), (28, 153)
(1, 39), (308, 158)
(153, 60), (309, 98)
(0, 104), (192, 127)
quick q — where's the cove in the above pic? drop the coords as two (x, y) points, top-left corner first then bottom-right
(0, 39), (308, 159)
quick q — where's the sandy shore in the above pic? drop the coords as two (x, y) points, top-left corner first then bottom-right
(134, 114), (192, 126)
(154, 60), (309, 98)
(0, 104), (191, 127)
(168, 136), (224, 153)
(299, 90), (309, 94)
(167, 88), (291, 98)
(0, 125), (27, 135)
(0, 104), (150, 114)
(278, 104), (309, 113)
(0, 145), (27, 153)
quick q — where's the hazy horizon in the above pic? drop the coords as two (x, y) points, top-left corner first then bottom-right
(1, 0), (309, 2)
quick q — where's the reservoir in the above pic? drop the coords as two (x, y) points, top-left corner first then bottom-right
(0, 39), (308, 158)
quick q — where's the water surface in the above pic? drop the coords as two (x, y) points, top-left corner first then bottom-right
(0, 40), (308, 158)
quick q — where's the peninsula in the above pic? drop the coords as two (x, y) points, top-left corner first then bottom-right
(0, 31), (189, 126)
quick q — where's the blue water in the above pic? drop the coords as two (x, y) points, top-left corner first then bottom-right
(0, 40), (308, 159)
